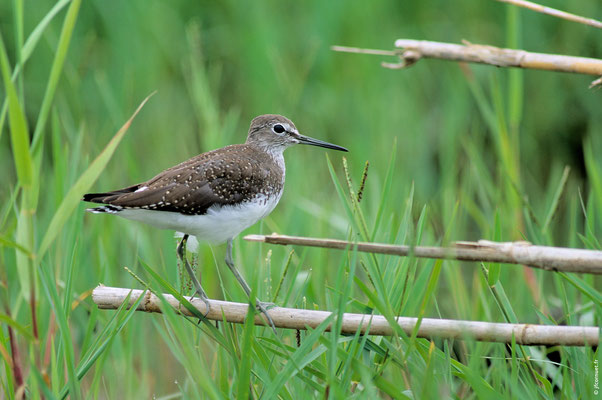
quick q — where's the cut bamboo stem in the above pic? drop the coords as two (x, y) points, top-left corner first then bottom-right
(92, 286), (599, 346)
(244, 234), (602, 274)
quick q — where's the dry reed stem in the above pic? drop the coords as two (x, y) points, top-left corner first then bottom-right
(244, 234), (602, 274)
(92, 286), (599, 346)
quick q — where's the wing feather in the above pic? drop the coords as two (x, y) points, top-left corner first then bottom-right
(82, 144), (283, 215)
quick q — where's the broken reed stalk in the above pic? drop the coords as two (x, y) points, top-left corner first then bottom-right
(331, 41), (602, 88)
(92, 286), (598, 346)
(244, 234), (602, 274)
(393, 39), (602, 75)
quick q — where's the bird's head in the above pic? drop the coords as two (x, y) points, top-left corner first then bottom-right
(246, 114), (348, 153)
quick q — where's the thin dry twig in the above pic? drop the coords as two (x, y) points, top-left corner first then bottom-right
(590, 76), (602, 89)
(330, 45), (397, 57)
(496, 0), (602, 29)
(244, 234), (602, 274)
(92, 285), (599, 346)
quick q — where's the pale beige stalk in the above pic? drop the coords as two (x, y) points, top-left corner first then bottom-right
(93, 286), (599, 346)
(244, 234), (602, 274)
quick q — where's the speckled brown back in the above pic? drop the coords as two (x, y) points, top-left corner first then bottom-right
(83, 144), (284, 215)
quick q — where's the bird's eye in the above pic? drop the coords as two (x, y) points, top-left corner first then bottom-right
(273, 124), (285, 134)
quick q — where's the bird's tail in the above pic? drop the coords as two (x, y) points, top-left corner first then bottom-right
(86, 205), (123, 214)
(83, 185), (141, 213)
(82, 184), (141, 204)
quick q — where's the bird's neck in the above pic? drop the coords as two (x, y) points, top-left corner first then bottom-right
(266, 147), (286, 178)
(245, 143), (286, 177)
(248, 141), (286, 157)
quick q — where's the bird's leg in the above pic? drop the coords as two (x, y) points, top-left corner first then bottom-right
(225, 238), (276, 333)
(177, 234), (210, 316)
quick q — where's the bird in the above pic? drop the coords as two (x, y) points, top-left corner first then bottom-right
(83, 114), (348, 329)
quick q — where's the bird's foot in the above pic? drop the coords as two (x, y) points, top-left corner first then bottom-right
(192, 290), (211, 318)
(256, 300), (277, 333)
(256, 300), (276, 310)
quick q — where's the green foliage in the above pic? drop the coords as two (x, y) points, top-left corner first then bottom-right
(1, 0), (600, 398)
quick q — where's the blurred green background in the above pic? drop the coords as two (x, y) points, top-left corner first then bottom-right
(1, 0), (601, 398)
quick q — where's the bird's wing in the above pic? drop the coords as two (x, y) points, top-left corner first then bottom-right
(82, 145), (282, 215)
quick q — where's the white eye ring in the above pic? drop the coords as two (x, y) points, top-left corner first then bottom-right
(272, 124), (286, 135)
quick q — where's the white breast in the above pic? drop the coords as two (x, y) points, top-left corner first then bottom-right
(115, 192), (282, 244)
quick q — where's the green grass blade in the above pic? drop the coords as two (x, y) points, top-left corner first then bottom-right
(30, 0), (81, 155)
(488, 210), (502, 285)
(410, 259), (442, 344)
(0, 33), (33, 187)
(137, 258), (233, 350)
(559, 272), (602, 307)
(37, 92), (155, 259)
(371, 139), (396, 241)
(0, 313), (35, 341)
(12, 0), (24, 98)
(453, 359), (502, 399)
(1, 29), (38, 295)
(22, 0), (72, 63)
(39, 263), (80, 399)
(236, 303), (256, 400)
(325, 154), (358, 233)
(584, 138), (602, 219)
(505, 3), (523, 132)
(0, 234), (32, 256)
(30, 365), (58, 400)
(60, 290), (143, 399)
(263, 316), (334, 399)
(76, 292), (137, 366)
(0, 0), (72, 138)
(542, 166), (570, 234)
(62, 241), (78, 317)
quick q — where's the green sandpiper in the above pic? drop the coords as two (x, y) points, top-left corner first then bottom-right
(83, 114), (348, 329)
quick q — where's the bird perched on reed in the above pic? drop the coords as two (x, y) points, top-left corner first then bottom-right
(83, 114), (348, 329)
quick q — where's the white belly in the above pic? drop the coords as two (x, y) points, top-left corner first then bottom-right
(115, 193), (281, 244)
